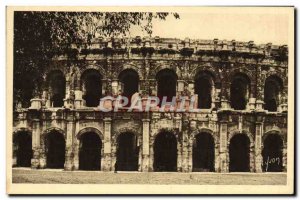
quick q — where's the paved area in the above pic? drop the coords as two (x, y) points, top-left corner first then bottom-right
(12, 168), (286, 185)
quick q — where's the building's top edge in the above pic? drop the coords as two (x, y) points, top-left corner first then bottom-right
(85, 36), (288, 48)
(63, 36), (288, 59)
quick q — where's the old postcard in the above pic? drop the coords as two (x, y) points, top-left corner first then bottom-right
(6, 6), (294, 194)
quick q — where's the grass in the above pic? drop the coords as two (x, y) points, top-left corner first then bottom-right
(12, 168), (287, 185)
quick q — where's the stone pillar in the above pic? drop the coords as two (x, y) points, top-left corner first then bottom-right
(103, 117), (112, 171)
(220, 80), (231, 109)
(187, 120), (197, 172)
(177, 139), (182, 172)
(148, 135), (155, 172)
(64, 120), (75, 171)
(187, 141), (193, 172)
(255, 121), (263, 172)
(211, 85), (216, 109)
(248, 97), (256, 110)
(41, 90), (48, 108)
(282, 143), (287, 172)
(141, 119), (150, 172)
(256, 66), (264, 111)
(214, 140), (220, 172)
(73, 141), (80, 170)
(279, 89), (288, 112)
(138, 136), (143, 172)
(64, 78), (75, 109)
(31, 119), (41, 169)
(248, 83), (256, 110)
(111, 80), (119, 96)
(181, 128), (189, 172)
(219, 116), (229, 172)
(74, 90), (83, 108)
(12, 142), (17, 167)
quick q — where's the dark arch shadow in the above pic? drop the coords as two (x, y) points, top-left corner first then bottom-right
(13, 131), (32, 167)
(230, 73), (250, 110)
(156, 69), (177, 105)
(264, 75), (283, 112)
(81, 69), (102, 107)
(194, 71), (214, 109)
(262, 134), (283, 172)
(118, 69), (139, 106)
(115, 132), (139, 171)
(79, 132), (102, 170)
(45, 131), (66, 169)
(154, 131), (177, 172)
(47, 70), (66, 107)
(192, 132), (215, 172)
(229, 134), (250, 172)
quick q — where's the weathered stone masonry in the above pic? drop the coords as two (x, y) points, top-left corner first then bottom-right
(13, 37), (288, 173)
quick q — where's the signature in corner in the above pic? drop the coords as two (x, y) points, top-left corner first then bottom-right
(264, 156), (280, 172)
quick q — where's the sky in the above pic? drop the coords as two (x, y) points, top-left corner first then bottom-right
(129, 12), (289, 45)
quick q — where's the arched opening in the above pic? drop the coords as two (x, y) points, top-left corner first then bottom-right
(79, 132), (102, 170)
(45, 131), (66, 169)
(264, 75), (283, 112)
(48, 70), (66, 107)
(116, 132), (139, 171)
(13, 131), (32, 167)
(156, 69), (177, 106)
(230, 73), (250, 110)
(118, 69), (139, 106)
(195, 71), (213, 109)
(154, 131), (177, 172)
(192, 132), (215, 172)
(81, 69), (102, 107)
(262, 134), (283, 172)
(229, 134), (250, 172)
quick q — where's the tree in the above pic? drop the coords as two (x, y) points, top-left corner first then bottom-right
(13, 11), (180, 108)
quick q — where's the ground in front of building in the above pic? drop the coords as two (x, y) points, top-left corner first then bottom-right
(12, 168), (286, 185)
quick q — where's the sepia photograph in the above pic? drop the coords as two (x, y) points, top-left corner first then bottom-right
(6, 6), (294, 194)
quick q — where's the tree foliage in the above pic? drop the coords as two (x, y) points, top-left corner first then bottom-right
(13, 11), (179, 107)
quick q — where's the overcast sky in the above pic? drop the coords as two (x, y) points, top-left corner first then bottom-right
(130, 12), (289, 45)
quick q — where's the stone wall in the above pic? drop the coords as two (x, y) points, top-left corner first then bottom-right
(13, 37), (288, 173)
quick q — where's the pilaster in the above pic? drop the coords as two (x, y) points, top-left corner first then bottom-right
(141, 119), (150, 172)
(103, 117), (112, 171)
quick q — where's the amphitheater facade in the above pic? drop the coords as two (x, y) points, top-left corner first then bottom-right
(13, 37), (288, 173)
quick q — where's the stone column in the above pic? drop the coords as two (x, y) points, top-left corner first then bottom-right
(64, 119), (75, 171)
(188, 141), (193, 172)
(255, 121), (263, 172)
(12, 141), (17, 167)
(214, 141), (220, 172)
(181, 128), (189, 172)
(141, 119), (150, 172)
(248, 83), (256, 110)
(73, 141), (80, 170)
(177, 139), (182, 172)
(279, 89), (288, 112)
(31, 119), (41, 169)
(64, 76), (75, 109)
(282, 143), (287, 172)
(219, 114), (229, 172)
(220, 81), (231, 109)
(74, 90), (83, 108)
(187, 120), (197, 172)
(111, 80), (119, 96)
(138, 135), (143, 172)
(103, 117), (112, 171)
(148, 138), (154, 172)
(41, 89), (48, 108)
(74, 77), (83, 108)
(255, 66), (264, 111)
